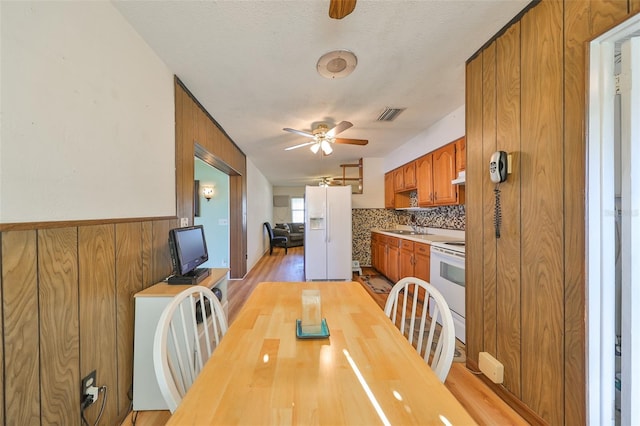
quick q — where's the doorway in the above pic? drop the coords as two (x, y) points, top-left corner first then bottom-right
(194, 157), (230, 269)
(587, 15), (640, 426)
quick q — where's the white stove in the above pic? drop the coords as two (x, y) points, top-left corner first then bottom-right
(430, 241), (465, 343)
(430, 240), (465, 255)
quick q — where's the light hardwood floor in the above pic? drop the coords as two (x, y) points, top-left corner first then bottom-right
(122, 246), (528, 426)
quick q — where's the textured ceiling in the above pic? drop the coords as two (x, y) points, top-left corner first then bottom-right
(113, 0), (530, 187)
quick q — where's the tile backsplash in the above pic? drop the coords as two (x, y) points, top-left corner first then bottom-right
(351, 205), (465, 267)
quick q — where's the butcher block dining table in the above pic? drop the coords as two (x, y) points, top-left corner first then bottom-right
(166, 281), (476, 425)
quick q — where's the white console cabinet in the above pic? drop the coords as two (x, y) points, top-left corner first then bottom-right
(132, 268), (228, 411)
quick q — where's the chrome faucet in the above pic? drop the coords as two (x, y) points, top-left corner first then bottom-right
(410, 214), (418, 232)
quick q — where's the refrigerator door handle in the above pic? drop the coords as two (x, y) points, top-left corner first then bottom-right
(326, 202), (331, 243)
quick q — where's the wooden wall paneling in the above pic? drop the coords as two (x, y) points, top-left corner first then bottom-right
(178, 83), (196, 221)
(590, 0), (630, 35)
(229, 175), (246, 279)
(141, 221), (154, 288)
(78, 224), (118, 425)
(465, 56), (484, 365)
(174, 80), (183, 217)
(481, 42), (498, 356)
(150, 219), (175, 284)
(520, 2), (565, 423)
(115, 222), (144, 418)
(1, 231), (40, 424)
(174, 80), (247, 278)
(38, 228), (80, 425)
(563, 1), (592, 423)
(0, 238), (3, 426)
(633, 0), (640, 13)
(495, 23), (522, 399)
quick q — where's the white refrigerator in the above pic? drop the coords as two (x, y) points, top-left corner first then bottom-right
(304, 185), (352, 281)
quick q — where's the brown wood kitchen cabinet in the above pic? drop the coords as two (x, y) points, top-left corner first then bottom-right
(416, 153), (434, 206)
(418, 142), (463, 207)
(455, 136), (466, 173)
(402, 161), (417, 190)
(386, 236), (400, 282)
(393, 167), (404, 192)
(432, 143), (458, 205)
(385, 137), (464, 209)
(399, 239), (415, 278)
(372, 233), (400, 282)
(413, 242), (431, 282)
(384, 172), (395, 209)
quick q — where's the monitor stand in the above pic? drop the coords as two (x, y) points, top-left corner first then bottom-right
(167, 268), (210, 285)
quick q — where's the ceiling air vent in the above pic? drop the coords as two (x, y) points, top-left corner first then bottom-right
(377, 107), (406, 122)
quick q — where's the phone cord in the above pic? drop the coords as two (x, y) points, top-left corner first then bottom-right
(494, 185), (502, 239)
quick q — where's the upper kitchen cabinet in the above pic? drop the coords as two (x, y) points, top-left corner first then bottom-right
(393, 167), (404, 192)
(455, 136), (466, 173)
(384, 138), (464, 209)
(431, 143), (459, 205)
(402, 161), (417, 190)
(393, 161), (417, 193)
(417, 141), (464, 207)
(416, 153), (434, 205)
(384, 172), (395, 209)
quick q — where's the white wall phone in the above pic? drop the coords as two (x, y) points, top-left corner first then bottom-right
(489, 151), (508, 238)
(489, 151), (508, 183)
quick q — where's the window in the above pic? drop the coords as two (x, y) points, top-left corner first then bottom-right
(291, 197), (304, 223)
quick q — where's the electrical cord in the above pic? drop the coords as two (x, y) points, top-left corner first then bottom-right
(494, 184), (502, 238)
(81, 385), (107, 426)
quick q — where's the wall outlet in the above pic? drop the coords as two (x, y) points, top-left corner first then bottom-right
(479, 352), (504, 384)
(180, 217), (189, 227)
(81, 370), (98, 409)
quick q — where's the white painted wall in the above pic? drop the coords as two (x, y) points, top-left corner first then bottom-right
(385, 105), (465, 172)
(0, 1), (174, 223)
(246, 158), (273, 271)
(352, 157), (384, 208)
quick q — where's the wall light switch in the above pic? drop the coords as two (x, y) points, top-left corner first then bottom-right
(180, 218), (189, 227)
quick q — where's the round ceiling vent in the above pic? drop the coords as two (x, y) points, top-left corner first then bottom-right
(317, 49), (357, 79)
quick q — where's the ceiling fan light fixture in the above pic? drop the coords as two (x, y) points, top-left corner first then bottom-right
(310, 142), (321, 154)
(317, 50), (357, 79)
(321, 140), (333, 155)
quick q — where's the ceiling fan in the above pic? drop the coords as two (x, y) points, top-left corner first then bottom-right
(283, 121), (368, 155)
(329, 0), (356, 19)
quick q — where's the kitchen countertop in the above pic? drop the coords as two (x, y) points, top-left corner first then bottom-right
(372, 227), (464, 244)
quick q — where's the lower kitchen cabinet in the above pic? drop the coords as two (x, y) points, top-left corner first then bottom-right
(399, 239), (415, 278)
(371, 233), (400, 283)
(373, 232), (430, 285)
(414, 242), (431, 281)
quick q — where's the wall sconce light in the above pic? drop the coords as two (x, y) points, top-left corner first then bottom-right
(202, 186), (214, 201)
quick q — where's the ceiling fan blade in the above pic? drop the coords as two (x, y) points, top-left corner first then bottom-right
(284, 141), (316, 151)
(329, 0), (356, 19)
(333, 138), (368, 146)
(326, 121), (353, 137)
(283, 127), (314, 138)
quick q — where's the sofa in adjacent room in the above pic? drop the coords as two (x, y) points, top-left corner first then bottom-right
(273, 223), (305, 247)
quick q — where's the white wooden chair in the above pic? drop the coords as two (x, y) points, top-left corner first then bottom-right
(384, 277), (455, 382)
(153, 285), (228, 412)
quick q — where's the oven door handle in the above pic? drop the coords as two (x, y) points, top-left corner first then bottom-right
(431, 246), (465, 259)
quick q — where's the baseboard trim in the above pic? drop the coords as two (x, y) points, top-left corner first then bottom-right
(466, 359), (548, 426)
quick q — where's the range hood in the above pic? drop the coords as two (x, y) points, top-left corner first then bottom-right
(452, 170), (465, 185)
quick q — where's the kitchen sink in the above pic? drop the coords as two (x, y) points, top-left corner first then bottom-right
(381, 229), (429, 236)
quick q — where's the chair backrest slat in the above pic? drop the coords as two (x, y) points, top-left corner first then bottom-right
(383, 277), (456, 383)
